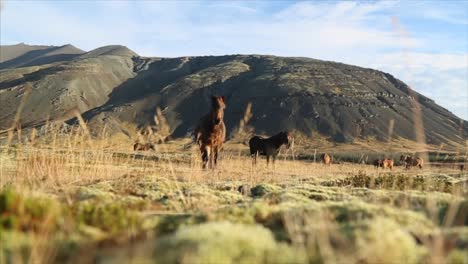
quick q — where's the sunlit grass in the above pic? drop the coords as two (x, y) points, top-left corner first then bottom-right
(0, 121), (467, 263)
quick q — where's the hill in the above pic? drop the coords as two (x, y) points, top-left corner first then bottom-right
(0, 44), (466, 148)
(0, 43), (84, 70)
(0, 44), (135, 128)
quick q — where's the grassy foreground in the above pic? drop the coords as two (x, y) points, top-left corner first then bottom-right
(0, 132), (467, 264)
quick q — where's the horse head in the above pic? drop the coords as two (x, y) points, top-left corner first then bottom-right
(211, 96), (226, 125)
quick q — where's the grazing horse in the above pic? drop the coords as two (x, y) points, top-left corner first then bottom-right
(195, 96), (226, 169)
(134, 142), (155, 151)
(321, 153), (332, 165)
(249, 131), (292, 165)
(400, 155), (423, 169)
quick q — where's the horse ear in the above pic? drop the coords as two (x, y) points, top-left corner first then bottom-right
(221, 96), (226, 102)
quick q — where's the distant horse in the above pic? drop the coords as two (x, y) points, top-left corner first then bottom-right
(400, 155), (423, 169)
(134, 142), (155, 151)
(249, 131), (292, 165)
(373, 159), (382, 168)
(321, 153), (332, 165)
(195, 96), (226, 169)
(381, 158), (394, 169)
(373, 158), (394, 169)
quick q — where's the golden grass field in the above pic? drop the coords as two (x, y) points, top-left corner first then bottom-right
(0, 124), (467, 264)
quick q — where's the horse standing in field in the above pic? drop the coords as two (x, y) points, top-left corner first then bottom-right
(321, 153), (332, 165)
(373, 159), (382, 168)
(249, 131), (292, 165)
(400, 155), (423, 169)
(195, 96), (226, 169)
(381, 158), (394, 169)
(134, 142), (155, 151)
(373, 158), (394, 169)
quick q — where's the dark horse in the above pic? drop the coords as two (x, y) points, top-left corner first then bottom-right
(194, 96), (226, 169)
(249, 131), (292, 165)
(400, 155), (423, 169)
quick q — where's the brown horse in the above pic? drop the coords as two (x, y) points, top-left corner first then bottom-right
(249, 131), (292, 165)
(382, 158), (394, 169)
(373, 158), (394, 169)
(195, 96), (226, 169)
(321, 153), (332, 165)
(400, 155), (423, 169)
(134, 142), (155, 151)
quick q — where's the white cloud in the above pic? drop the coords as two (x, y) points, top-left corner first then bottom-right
(375, 52), (468, 71)
(371, 54), (467, 120)
(422, 7), (468, 25)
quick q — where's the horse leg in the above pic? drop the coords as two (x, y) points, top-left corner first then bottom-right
(266, 155), (270, 166)
(214, 147), (219, 167)
(202, 146), (210, 169)
(209, 148), (214, 169)
(251, 153), (256, 166)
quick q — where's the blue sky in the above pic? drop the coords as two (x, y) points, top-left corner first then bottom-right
(1, 0), (467, 120)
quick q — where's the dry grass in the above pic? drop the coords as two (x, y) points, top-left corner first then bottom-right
(0, 121), (467, 264)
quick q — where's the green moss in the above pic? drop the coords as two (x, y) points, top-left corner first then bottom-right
(75, 200), (141, 234)
(153, 222), (307, 264)
(77, 185), (115, 201)
(0, 188), (61, 232)
(354, 218), (426, 264)
(0, 188), (19, 212)
(182, 184), (246, 208)
(446, 250), (468, 264)
(124, 177), (174, 201)
(251, 184), (282, 197)
(321, 172), (460, 193)
(155, 214), (207, 235)
(0, 231), (33, 263)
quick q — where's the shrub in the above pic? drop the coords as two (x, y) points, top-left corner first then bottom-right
(251, 184), (281, 197)
(355, 218), (426, 264)
(0, 188), (60, 232)
(153, 221), (307, 264)
(74, 200), (141, 234)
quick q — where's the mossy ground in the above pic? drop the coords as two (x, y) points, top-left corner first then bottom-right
(0, 142), (467, 263)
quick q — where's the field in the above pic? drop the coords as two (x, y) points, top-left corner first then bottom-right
(0, 127), (467, 264)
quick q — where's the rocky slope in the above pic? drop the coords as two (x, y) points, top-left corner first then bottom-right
(0, 45), (135, 128)
(0, 44), (466, 146)
(0, 43), (85, 70)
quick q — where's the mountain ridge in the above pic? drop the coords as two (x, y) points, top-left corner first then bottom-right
(0, 43), (85, 70)
(0, 43), (466, 148)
